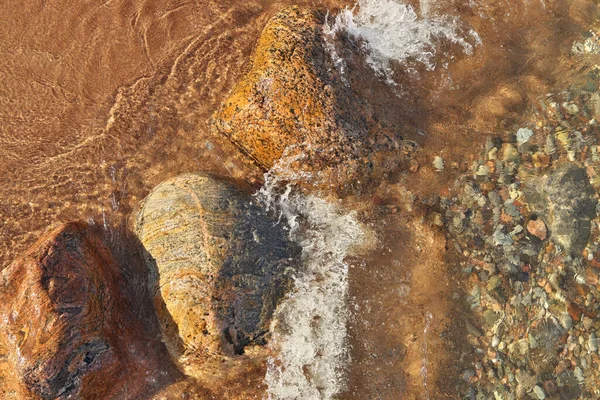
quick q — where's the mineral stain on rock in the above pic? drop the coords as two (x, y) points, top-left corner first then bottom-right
(0, 222), (177, 399)
(134, 173), (298, 363)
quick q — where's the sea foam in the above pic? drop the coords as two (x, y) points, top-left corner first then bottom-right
(257, 153), (363, 400)
(325, 0), (480, 84)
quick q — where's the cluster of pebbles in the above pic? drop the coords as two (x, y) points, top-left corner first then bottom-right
(441, 90), (600, 399)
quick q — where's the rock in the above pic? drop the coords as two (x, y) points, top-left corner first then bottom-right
(483, 310), (501, 326)
(135, 173), (298, 361)
(433, 156), (445, 172)
(588, 332), (598, 352)
(583, 316), (593, 330)
(501, 143), (520, 162)
(0, 222), (165, 399)
(533, 385), (546, 399)
(524, 164), (597, 256)
(527, 218), (547, 240)
(487, 276), (502, 291)
(517, 128), (534, 145)
(568, 302), (583, 322)
(561, 313), (573, 330)
(211, 6), (377, 172)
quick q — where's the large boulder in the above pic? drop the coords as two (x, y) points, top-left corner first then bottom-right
(211, 6), (373, 173)
(0, 222), (156, 399)
(524, 163), (597, 256)
(134, 173), (297, 362)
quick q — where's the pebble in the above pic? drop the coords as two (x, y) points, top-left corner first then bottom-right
(433, 156), (444, 172)
(517, 128), (534, 145)
(533, 385), (546, 399)
(561, 313), (573, 329)
(501, 143), (520, 162)
(589, 332), (598, 352)
(583, 316), (593, 330)
(487, 276), (502, 291)
(527, 219), (547, 240)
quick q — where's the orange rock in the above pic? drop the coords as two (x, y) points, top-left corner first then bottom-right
(527, 218), (547, 240)
(211, 7), (398, 178)
(532, 152), (550, 168)
(0, 222), (186, 399)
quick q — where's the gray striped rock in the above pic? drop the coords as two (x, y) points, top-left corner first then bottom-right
(524, 164), (597, 256)
(135, 173), (297, 361)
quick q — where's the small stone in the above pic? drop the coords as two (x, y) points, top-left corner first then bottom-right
(517, 128), (534, 145)
(483, 310), (501, 326)
(532, 152), (550, 168)
(568, 302), (583, 322)
(583, 316), (593, 330)
(487, 276), (502, 291)
(588, 332), (598, 352)
(433, 156), (444, 172)
(561, 313), (573, 329)
(492, 336), (500, 347)
(527, 219), (547, 240)
(501, 143), (520, 162)
(409, 159), (419, 172)
(489, 191), (501, 206)
(533, 385), (546, 399)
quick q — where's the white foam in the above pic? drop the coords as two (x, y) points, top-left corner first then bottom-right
(257, 154), (363, 400)
(325, 0), (480, 84)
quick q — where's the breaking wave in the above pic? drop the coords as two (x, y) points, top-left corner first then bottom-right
(257, 153), (364, 399)
(324, 0), (481, 83)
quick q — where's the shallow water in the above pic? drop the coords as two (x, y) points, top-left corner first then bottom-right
(2, 0), (600, 398)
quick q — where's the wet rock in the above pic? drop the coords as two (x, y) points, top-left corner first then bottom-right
(501, 143), (520, 162)
(0, 222), (160, 399)
(135, 173), (298, 361)
(527, 218), (547, 240)
(487, 276), (502, 291)
(211, 6), (375, 172)
(561, 313), (573, 330)
(524, 164), (597, 255)
(517, 128), (534, 145)
(433, 156), (445, 172)
(588, 332), (598, 352)
(533, 385), (546, 399)
(483, 310), (501, 326)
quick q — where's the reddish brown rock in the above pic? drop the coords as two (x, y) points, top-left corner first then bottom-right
(0, 222), (184, 399)
(527, 218), (547, 240)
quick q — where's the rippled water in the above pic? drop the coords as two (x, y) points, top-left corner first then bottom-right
(2, 0), (600, 398)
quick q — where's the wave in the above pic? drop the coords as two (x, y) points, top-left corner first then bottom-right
(257, 153), (364, 399)
(325, 0), (481, 84)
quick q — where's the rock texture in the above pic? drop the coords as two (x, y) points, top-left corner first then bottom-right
(525, 164), (597, 256)
(0, 222), (161, 399)
(135, 173), (297, 363)
(212, 6), (374, 172)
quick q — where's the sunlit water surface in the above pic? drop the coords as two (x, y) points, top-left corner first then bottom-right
(1, 0), (599, 398)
